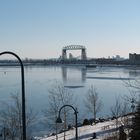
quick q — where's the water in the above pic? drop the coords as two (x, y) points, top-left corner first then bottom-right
(0, 65), (139, 136)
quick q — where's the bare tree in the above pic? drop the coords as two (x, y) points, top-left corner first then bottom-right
(84, 85), (102, 124)
(0, 93), (36, 140)
(110, 95), (131, 132)
(43, 82), (76, 140)
(120, 101), (132, 134)
(124, 79), (140, 91)
(111, 96), (122, 128)
(123, 79), (140, 105)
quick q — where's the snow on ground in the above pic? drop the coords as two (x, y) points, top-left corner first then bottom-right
(33, 120), (116, 140)
(33, 115), (132, 140)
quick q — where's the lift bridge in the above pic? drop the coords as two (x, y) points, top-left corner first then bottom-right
(62, 45), (87, 60)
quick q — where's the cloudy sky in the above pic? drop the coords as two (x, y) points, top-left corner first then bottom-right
(0, 0), (140, 59)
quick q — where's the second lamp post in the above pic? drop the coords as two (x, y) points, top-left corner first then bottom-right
(56, 104), (78, 140)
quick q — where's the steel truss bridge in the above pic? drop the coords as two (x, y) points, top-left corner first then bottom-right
(62, 45), (87, 60)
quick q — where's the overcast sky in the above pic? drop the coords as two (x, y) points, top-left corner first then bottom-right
(0, 0), (140, 59)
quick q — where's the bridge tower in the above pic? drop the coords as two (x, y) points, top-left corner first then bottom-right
(62, 49), (67, 59)
(81, 48), (87, 60)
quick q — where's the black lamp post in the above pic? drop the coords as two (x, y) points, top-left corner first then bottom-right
(0, 51), (26, 140)
(56, 104), (78, 140)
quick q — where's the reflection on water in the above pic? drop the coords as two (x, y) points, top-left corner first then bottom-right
(0, 65), (140, 135)
(61, 66), (86, 83)
(64, 85), (84, 88)
(129, 70), (140, 77)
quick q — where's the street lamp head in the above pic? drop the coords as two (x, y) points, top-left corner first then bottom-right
(56, 117), (63, 123)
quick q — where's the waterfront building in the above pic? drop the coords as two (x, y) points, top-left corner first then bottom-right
(129, 53), (140, 61)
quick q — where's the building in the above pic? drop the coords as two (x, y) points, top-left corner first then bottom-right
(129, 53), (140, 61)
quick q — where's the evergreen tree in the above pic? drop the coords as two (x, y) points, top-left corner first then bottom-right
(130, 104), (140, 140)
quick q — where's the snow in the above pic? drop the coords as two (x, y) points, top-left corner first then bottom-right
(33, 120), (116, 140)
(33, 115), (132, 140)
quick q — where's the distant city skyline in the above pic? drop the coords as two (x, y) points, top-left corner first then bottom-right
(0, 0), (140, 59)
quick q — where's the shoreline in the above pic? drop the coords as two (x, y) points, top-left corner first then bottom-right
(0, 62), (140, 69)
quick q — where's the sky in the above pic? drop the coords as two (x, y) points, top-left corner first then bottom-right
(0, 0), (140, 59)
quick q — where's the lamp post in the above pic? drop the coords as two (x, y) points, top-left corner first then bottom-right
(0, 51), (26, 140)
(56, 104), (78, 140)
